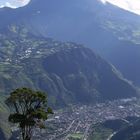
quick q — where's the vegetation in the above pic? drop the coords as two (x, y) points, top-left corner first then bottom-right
(88, 124), (113, 140)
(5, 87), (53, 140)
(88, 118), (140, 140)
(111, 119), (140, 140)
(0, 97), (11, 139)
(68, 133), (84, 140)
(0, 25), (137, 107)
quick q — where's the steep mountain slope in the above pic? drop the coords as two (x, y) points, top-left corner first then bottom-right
(1, 0), (140, 43)
(88, 117), (140, 140)
(0, 26), (138, 107)
(111, 119), (140, 140)
(0, 98), (11, 140)
(1, 0), (140, 86)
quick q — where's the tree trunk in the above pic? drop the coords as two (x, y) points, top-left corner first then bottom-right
(24, 136), (31, 140)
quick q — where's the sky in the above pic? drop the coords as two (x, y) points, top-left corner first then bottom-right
(0, 0), (140, 16)
(0, 0), (30, 8)
(100, 0), (140, 15)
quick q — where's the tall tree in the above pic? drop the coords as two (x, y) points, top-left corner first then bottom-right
(5, 87), (53, 140)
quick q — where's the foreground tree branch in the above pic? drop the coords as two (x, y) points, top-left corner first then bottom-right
(5, 87), (53, 140)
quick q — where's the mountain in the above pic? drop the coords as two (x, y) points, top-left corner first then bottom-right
(111, 119), (140, 140)
(1, 0), (140, 43)
(0, 25), (139, 138)
(88, 117), (140, 140)
(0, 97), (11, 140)
(0, 0), (140, 86)
(0, 2), (140, 138)
(0, 26), (138, 107)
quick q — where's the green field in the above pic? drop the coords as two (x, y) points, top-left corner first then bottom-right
(88, 124), (113, 140)
(68, 133), (84, 140)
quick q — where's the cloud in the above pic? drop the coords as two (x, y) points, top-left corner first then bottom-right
(0, 0), (31, 9)
(100, 0), (106, 4)
(100, 0), (140, 15)
(0, 2), (17, 8)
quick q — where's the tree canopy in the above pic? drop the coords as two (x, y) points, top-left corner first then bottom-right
(5, 87), (53, 140)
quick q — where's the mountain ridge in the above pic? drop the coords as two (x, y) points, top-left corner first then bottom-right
(0, 26), (138, 107)
(1, 0), (140, 86)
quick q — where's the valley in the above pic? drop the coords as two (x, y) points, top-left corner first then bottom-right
(31, 98), (140, 140)
(0, 0), (140, 139)
(0, 24), (139, 139)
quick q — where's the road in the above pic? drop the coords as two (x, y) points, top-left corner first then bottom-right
(53, 120), (76, 140)
(107, 132), (117, 140)
(83, 124), (91, 140)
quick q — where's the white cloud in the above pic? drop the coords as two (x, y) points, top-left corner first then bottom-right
(0, 0), (30, 9)
(100, 0), (106, 4)
(0, 2), (17, 8)
(100, 0), (140, 15)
